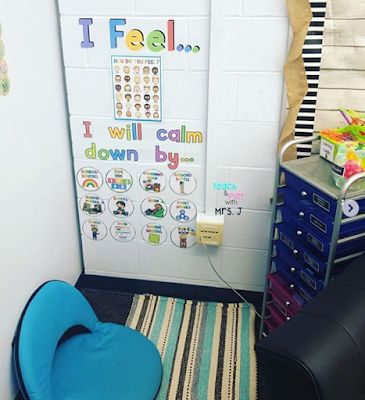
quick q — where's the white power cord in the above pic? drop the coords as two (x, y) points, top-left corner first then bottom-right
(201, 238), (262, 319)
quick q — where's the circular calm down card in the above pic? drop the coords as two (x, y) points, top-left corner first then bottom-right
(141, 197), (167, 220)
(170, 199), (197, 222)
(141, 223), (167, 246)
(77, 167), (103, 191)
(170, 171), (197, 195)
(82, 219), (107, 241)
(108, 195), (134, 218)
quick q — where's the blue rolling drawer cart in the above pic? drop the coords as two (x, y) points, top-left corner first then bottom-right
(259, 136), (365, 337)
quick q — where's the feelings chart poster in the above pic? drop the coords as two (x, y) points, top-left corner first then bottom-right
(59, 2), (210, 276)
(112, 56), (162, 121)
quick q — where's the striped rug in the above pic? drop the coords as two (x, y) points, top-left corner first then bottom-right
(126, 294), (257, 400)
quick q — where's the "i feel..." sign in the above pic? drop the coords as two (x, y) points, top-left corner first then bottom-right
(79, 18), (201, 54)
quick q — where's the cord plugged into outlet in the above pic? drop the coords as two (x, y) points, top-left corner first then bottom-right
(197, 214), (261, 318)
(196, 213), (224, 247)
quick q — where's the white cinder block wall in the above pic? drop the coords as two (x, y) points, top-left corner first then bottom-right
(59, 0), (289, 292)
(206, 0), (289, 290)
(59, 0), (212, 286)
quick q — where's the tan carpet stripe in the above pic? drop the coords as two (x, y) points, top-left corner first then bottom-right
(208, 303), (222, 399)
(135, 295), (150, 332)
(232, 305), (239, 400)
(140, 294), (157, 336)
(222, 304), (235, 400)
(176, 301), (197, 399)
(126, 295), (257, 400)
(249, 307), (257, 399)
(182, 301), (203, 399)
(167, 300), (193, 399)
(157, 298), (175, 358)
(190, 301), (208, 398)
(145, 295), (160, 339)
(216, 304), (228, 399)
(235, 305), (243, 399)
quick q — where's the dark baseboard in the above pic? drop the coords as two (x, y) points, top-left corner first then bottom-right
(76, 273), (263, 311)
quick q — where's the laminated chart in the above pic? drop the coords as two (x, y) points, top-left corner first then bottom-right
(112, 56), (162, 122)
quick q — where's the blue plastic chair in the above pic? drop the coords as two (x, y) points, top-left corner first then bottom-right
(13, 281), (162, 400)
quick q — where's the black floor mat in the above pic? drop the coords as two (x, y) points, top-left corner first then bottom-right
(80, 288), (134, 325)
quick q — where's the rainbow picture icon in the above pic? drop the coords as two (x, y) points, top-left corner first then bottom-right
(83, 178), (99, 188)
(77, 167), (103, 191)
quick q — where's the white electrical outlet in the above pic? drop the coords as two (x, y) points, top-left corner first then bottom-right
(196, 213), (224, 247)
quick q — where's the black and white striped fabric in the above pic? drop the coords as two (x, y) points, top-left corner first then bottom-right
(295, 1), (327, 158)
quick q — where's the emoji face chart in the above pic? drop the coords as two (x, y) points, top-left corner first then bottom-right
(112, 56), (161, 122)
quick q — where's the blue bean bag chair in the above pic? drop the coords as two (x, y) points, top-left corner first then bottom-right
(13, 281), (162, 400)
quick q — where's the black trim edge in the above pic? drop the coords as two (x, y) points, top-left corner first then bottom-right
(75, 274), (263, 310)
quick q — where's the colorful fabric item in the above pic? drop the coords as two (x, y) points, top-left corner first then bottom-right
(126, 294), (257, 400)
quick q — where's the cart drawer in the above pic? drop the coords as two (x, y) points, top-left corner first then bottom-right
(279, 187), (365, 239)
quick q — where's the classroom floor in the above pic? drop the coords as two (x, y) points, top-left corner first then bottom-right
(81, 288), (270, 400)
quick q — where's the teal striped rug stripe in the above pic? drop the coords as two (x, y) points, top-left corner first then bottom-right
(126, 294), (257, 400)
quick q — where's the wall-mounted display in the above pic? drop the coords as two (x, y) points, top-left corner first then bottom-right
(110, 221), (135, 242)
(58, 2), (208, 276)
(139, 169), (166, 193)
(171, 226), (196, 248)
(169, 171), (197, 195)
(108, 195), (134, 217)
(80, 195), (105, 216)
(83, 219), (107, 241)
(141, 197), (167, 220)
(112, 56), (162, 122)
(142, 223), (167, 246)
(77, 167), (103, 191)
(170, 199), (197, 222)
(106, 168), (133, 192)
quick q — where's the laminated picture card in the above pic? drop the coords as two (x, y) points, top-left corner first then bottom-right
(0, 23), (10, 96)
